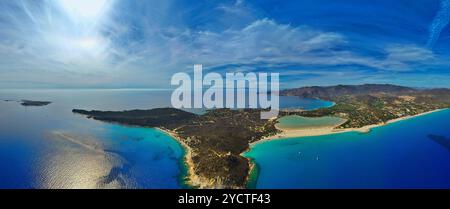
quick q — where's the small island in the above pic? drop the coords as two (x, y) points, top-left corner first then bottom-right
(20, 100), (52, 107)
(73, 84), (450, 188)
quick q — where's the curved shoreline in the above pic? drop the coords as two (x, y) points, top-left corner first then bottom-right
(159, 108), (447, 189)
(250, 108), (447, 147)
(242, 108), (448, 188)
(156, 128), (197, 188)
(157, 128), (221, 189)
(244, 157), (260, 189)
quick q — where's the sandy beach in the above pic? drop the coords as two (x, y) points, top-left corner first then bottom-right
(156, 127), (220, 189)
(252, 108), (447, 147)
(158, 108), (447, 188)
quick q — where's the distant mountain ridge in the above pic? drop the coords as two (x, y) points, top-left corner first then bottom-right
(280, 84), (443, 99)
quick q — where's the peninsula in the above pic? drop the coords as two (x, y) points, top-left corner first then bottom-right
(73, 108), (279, 188)
(72, 84), (450, 188)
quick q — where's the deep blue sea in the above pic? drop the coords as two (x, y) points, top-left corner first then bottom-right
(0, 89), (186, 188)
(0, 89), (330, 189)
(244, 109), (450, 189)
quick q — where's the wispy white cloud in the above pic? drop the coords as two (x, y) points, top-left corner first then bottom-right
(427, 0), (450, 47)
(170, 19), (436, 73)
(0, 1), (446, 88)
(381, 45), (435, 70)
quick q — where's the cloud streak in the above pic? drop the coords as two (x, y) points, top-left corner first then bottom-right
(428, 0), (450, 47)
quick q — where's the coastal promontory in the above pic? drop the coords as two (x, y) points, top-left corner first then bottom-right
(73, 108), (279, 188)
(73, 84), (450, 188)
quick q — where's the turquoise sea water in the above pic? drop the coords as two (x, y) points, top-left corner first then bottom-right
(244, 109), (450, 189)
(3, 89), (449, 189)
(0, 89), (186, 188)
(279, 96), (334, 110)
(0, 89), (327, 188)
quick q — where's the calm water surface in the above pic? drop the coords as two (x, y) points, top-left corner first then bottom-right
(276, 115), (346, 129)
(0, 89), (184, 188)
(0, 89), (326, 188)
(5, 89), (447, 189)
(245, 109), (450, 189)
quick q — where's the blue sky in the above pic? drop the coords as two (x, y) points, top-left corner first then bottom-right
(0, 0), (449, 88)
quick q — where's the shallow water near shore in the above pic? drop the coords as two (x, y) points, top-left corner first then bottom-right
(0, 89), (328, 188)
(244, 109), (450, 189)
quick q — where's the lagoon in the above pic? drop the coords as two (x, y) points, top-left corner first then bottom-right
(276, 115), (345, 130)
(244, 109), (450, 189)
